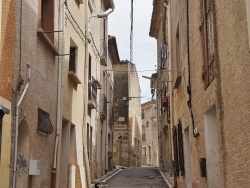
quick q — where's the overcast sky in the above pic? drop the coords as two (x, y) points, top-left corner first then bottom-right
(108, 0), (157, 103)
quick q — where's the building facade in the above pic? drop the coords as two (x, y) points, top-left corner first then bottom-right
(113, 60), (141, 167)
(141, 100), (158, 166)
(0, 0), (16, 187)
(150, 0), (250, 188)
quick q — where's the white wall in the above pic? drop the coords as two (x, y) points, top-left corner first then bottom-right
(205, 113), (221, 188)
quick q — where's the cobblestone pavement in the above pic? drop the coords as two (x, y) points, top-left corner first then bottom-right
(103, 166), (169, 188)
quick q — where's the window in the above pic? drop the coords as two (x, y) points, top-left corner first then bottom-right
(142, 125), (146, 140)
(141, 109), (145, 119)
(39, 0), (54, 41)
(69, 47), (77, 73)
(37, 108), (54, 134)
(142, 147), (146, 156)
(89, 54), (92, 81)
(200, 0), (215, 88)
(146, 121), (149, 128)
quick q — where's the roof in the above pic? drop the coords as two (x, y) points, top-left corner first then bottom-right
(103, 0), (114, 11)
(108, 35), (120, 64)
(149, 0), (164, 39)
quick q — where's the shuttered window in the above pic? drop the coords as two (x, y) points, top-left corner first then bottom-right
(38, 0), (54, 41)
(200, 0), (215, 89)
(172, 120), (185, 177)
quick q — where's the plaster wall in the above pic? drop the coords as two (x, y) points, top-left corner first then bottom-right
(0, 0), (15, 100)
(62, 1), (87, 185)
(12, 0), (59, 187)
(213, 1), (250, 187)
(141, 101), (158, 166)
(188, 1), (250, 188)
(0, 97), (11, 188)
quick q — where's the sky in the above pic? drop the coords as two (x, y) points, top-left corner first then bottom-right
(108, 0), (157, 103)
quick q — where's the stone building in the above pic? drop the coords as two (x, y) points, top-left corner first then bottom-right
(150, 0), (250, 188)
(10, 0), (61, 187)
(87, 0), (115, 181)
(0, 0), (16, 187)
(113, 60), (141, 167)
(149, 0), (174, 180)
(141, 100), (158, 166)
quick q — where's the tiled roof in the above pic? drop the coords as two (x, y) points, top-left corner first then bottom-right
(149, 0), (164, 39)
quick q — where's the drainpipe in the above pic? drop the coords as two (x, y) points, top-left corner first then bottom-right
(53, 0), (64, 187)
(13, 64), (30, 188)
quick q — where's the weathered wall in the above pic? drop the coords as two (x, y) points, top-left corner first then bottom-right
(189, 1), (250, 188)
(113, 61), (141, 167)
(0, 0), (15, 100)
(213, 1), (250, 187)
(113, 62), (129, 166)
(11, 0), (58, 187)
(0, 0), (16, 187)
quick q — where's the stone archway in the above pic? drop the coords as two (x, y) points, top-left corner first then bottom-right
(16, 119), (29, 188)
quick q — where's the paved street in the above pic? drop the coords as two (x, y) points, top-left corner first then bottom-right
(104, 167), (168, 188)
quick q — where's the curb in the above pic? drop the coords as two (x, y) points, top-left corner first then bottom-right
(102, 168), (122, 182)
(158, 169), (173, 188)
(92, 168), (122, 187)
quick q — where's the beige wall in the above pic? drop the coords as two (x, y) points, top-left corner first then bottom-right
(62, 0), (87, 186)
(0, 97), (11, 188)
(141, 101), (158, 166)
(0, 0), (15, 187)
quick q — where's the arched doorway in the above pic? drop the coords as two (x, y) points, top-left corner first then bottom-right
(16, 119), (29, 188)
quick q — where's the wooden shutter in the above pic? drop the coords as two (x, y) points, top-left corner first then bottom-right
(178, 121), (185, 176)
(173, 126), (179, 176)
(200, 0), (215, 88)
(41, 0), (54, 41)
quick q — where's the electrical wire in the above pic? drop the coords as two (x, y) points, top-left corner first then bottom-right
(64, 0), (90, 43)
(130, 0), (134, 63)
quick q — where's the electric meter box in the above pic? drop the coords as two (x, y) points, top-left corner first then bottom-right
(29, 160), (41, 175)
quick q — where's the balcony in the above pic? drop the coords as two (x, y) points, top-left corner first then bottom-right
(100, 40), (107, 66)
(100, 94), (107, 119)
(88, 78), (97, 109)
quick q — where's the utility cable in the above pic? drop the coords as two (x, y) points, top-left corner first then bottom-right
(130, 0), (134, 63)
(64, 0), (90, 43)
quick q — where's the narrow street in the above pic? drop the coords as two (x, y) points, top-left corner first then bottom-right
(103, 167), (168, 188)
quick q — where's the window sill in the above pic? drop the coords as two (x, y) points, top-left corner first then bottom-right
(68, 71), (82, 84)
(37, 28), (59, 55)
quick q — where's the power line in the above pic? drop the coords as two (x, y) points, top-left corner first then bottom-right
(130, 0), (134, 63)
(64, 0), (90, 42)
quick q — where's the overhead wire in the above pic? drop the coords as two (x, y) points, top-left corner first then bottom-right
(64, 0), (90, 43)
(130, 0), (134, 63)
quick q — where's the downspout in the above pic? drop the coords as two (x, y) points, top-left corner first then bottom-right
(13, 64), (30, 188)
(53, 0), (64, 187)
